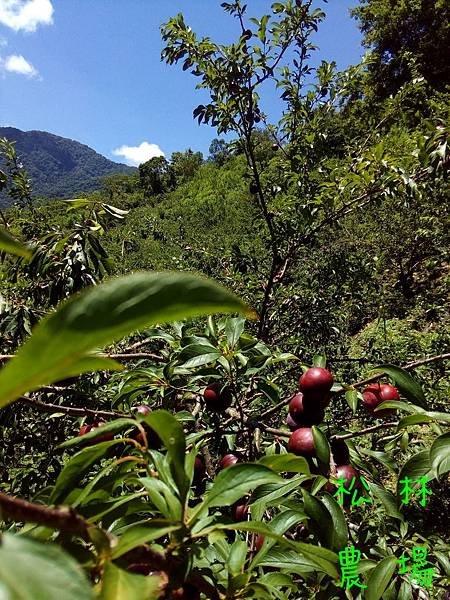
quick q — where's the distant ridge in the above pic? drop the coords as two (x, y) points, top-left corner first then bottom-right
(0, 127), (136, 207)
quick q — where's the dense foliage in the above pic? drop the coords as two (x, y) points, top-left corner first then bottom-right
(0, 1), (449, 598)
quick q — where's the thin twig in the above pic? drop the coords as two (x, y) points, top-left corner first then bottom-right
(17, 395), (123, 419)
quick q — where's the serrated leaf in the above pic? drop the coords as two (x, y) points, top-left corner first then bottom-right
(142, 410), (189, 502)
(225, 316), (245, 348)
(59, 418), (135, 449)
(321, 493), (348, 550)
(51, 440), (118, 503)
(367, 481), (404, 521)
(190, 464), (283, 522)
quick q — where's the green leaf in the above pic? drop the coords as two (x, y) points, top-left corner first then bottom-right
(312, 426), (330, 465)
(143, 410), (189, 503)
(51, 440), (118, 503)
(367, 481), (404, 521)
(358, 448), (398, 474)
(301, 489), (334, 548)
(227, 540), (247, 576)
(99, 562), (163, 600)
(258, 453), (311, 475)
(59, 418), (135, 449)
(396, 450), (434, 498)
(111, 520), (181, 559)
(430, 432), (450, 478)
(0, 533), (93, 600)
(373, 365), (426, 408)
(225, 316), (245, 348)
(0, 271), (252, 409)
(397, 414), (434, 428)
(320, 493), (349, 550)
(0, 229), (32, 259)
(345, 388), (358, 413)
(313, 354), (326, 368)
(213, 521), (339, 577)
(434, 550), (450, 576)
(190, 464), (282, 522)
(140, 477), (183, 520)
(364, 555), (398, 600)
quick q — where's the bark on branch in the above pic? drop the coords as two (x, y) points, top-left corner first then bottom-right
(0, 491), (89, 539)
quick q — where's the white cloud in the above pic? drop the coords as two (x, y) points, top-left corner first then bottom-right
(0, 0), (53, 33)
(2, 52), (38, 76)
(113, 141), (165, 166)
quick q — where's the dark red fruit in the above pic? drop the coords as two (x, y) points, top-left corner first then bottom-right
(335, 464), (362, 490)
(193, 456), (206, 482)
(171, 583), (200, 600)
(362, 383), (398, 417)
(330, 438), (350, 466)
(78, 422), (114, 444)
(134, 425), (161, 449)
(219, 453), (239, 469)
(288, 427), (315, 457)
(379, 384), (400, 402)
(287, 413), (301, 431)
(78, 424), (92, 437)
(234, 503), (249, 521)
(254, 534), (265, 551)
(203, 382), (232, 412)
(288, 392), (325, 425)
(135, 405), (151, 416)
(271, 143), (279, 151)
(299, 367), (334, 396)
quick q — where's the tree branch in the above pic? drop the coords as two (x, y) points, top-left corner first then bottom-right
(0, 491), (90, 539)
(330, 421), (399, 441)
(17, 395), (123, 419)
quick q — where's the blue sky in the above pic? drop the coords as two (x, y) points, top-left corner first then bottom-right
(0, 0), (363, 165)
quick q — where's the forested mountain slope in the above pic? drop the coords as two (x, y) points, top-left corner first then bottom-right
(0, 127), (134, 206)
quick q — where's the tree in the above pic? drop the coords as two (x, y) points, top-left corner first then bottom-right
(170, 148), (203, 185)
(139, 155), (174, 196)
(208, 138), (231, 166)
(352, 0), (450, 98)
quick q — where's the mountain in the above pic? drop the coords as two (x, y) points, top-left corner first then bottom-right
(0, 127), (136, 206)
